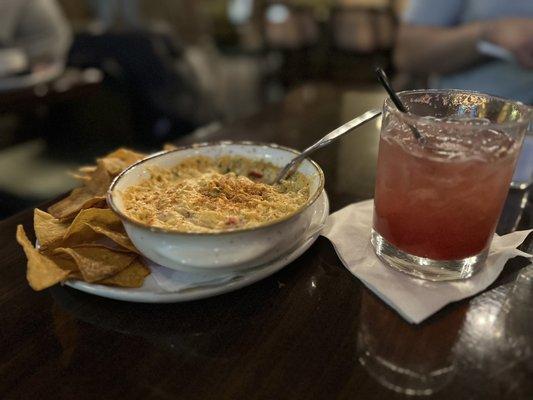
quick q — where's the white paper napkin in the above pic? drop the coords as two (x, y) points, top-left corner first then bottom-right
(150, 265), (240, 292)
(321, 199), (533, 324)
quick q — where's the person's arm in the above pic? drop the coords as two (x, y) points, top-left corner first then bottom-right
(395, 18), (533, 75)
(394, 23), (485, 75)
(487, 19), (533, 69)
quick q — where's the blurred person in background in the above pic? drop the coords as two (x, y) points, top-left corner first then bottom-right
(394, 0), (533, 104)
(68, 0), (209, 144)
(0, 0), (71, 71)
(92, 0), (140, 30)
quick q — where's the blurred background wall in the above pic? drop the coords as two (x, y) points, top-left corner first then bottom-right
(11, 0), (527, 218)
(0, 0), (408, 218)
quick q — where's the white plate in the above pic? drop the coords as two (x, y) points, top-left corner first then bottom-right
(63, 190), (329, 303)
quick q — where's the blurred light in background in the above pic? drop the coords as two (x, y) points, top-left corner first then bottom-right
(266, 4), (291, 24)
(228, 0), (254, 25)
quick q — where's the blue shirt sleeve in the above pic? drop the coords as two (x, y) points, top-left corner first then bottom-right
(403, 0), (464, 27)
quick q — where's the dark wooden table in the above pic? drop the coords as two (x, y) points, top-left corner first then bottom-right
(1, 83), (532, 400)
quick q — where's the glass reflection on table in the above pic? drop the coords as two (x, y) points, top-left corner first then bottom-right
(356, 289), (463, 396)
(451, 266), (533, 398)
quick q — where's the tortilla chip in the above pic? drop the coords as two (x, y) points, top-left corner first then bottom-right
(60, 208), (138, 253)
(97, 148), (145, 177)
(50, 253), (80, 272)
(34, 209), (69, 249)
(63, 208), (121, 243)
(19, 146), (152, 292)
(97, 259), (150, 288)
(85, 222), (138, 253)
(103, 148), (146, 164)
(16, 225), (70, 290)
(68, 171), (93, 182)
(99, 157), (128, 176)
(69, 271), (84, 280)
(53, 245), (136, 283)
(163, 143), (178, 151)
(78, 165), (97, 173)
(68, 165), (98, 182)
(47, 149), (143, 221)
(48, 187), (106, 220)
(85, 159), (112, 195)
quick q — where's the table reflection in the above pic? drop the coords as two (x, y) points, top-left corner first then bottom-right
(49, 283), (276, 362)
(47, 242), (333, 364)
(356, 289), (463, 396)
(451, 267), (533, 398)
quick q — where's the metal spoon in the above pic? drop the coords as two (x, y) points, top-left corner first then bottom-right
(273, 108), (381, 184)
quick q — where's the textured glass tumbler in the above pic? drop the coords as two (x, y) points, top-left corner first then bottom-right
(372, 90), (531, 281)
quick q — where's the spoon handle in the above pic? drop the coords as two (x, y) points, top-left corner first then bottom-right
(274, 108), (382, 183)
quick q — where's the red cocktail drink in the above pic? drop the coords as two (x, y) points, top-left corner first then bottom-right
(372, 90), (529, 280)
(374, 126), (517, 260)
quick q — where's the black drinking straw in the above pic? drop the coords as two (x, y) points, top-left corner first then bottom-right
(375, 67), (425, 142)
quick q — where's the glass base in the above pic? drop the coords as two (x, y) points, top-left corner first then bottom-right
(358, 348), (454, 396)
(371, 230), (487, 281)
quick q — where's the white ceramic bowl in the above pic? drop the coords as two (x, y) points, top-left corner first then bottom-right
(107, 141), (325, 273)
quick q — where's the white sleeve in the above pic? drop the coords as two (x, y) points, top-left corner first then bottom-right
(14, 0), (72, 62)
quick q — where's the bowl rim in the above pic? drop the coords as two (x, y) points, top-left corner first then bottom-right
(107, 140), (325, 236)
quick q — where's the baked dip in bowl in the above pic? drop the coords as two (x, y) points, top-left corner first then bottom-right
(107, 142), (325, 273)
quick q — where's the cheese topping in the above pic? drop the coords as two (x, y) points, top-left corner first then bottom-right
(121, 156), (310, 233)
